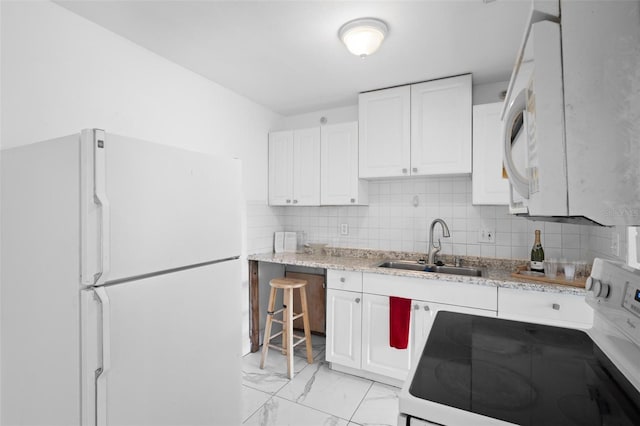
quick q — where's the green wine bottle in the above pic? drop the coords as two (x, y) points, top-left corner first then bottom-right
(530, 230), (545, 272)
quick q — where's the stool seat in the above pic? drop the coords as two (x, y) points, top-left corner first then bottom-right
(269, 277), (307, 289)
(260, 277), (314, 379)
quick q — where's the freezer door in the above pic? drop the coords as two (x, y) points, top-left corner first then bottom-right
(81, 129), (242, 285)
(81, 260), (242, 426)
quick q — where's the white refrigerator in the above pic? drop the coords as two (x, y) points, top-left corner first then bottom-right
(1, 129), (243, 425)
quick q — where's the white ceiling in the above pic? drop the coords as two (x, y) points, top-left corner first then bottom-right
(55, 0), (531, 116)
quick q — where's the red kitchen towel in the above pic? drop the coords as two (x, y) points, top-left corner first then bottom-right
(389, 296), (412, 349)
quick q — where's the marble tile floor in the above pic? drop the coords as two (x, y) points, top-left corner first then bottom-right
(241, 335), (400, 426)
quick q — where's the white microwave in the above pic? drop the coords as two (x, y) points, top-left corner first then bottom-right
(501, 0), (640, 226)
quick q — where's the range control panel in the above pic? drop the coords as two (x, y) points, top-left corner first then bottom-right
(587, 258), (640, 346)
(623, 284), (640, 318)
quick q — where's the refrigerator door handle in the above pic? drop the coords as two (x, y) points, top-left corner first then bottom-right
(81, 129), (111, 286)
(94, 286), (111, 426)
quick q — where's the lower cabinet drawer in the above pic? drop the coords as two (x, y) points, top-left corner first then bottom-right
(327, 269), (362, 292)
(498, 287), (593, 328)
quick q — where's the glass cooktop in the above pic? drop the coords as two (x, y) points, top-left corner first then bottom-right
(409, 312), (640, 425)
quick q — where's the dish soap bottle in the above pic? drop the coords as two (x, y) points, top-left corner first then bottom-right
(530, 230), (544, 273)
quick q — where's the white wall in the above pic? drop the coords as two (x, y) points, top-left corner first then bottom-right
(1, 0), (283, 355)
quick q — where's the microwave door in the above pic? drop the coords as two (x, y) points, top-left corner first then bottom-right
(503, 91), (530, 214)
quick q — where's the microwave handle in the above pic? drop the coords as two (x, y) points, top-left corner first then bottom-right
(502, 88), (530, 199)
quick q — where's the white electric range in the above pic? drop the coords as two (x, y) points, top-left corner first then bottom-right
(398, 258), (640, 425)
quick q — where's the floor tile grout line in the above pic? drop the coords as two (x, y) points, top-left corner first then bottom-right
(270, 394), (353, 424)
(348, 381), (375, 423)
(241, 391), (274, 424)
(270, 360), (373, 423)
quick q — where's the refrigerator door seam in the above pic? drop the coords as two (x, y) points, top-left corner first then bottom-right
(103, 256), (240, 286)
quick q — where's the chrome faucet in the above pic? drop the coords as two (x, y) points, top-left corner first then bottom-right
(428, 218), (450, 265)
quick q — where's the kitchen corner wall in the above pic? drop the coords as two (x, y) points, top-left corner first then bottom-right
(587, 226), (629, 263)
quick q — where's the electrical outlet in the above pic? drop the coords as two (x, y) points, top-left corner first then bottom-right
(340, 223), (349, 236)
(478, 228), (495, 244)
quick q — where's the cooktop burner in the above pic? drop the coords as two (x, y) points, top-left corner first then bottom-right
(409, 312), (640, 425)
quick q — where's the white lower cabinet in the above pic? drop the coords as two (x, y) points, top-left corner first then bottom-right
(498, 287), (593, 328)
(325, 270), (498, 384)
(325, 272), (593, 385)
(325, 288), (362, 369)
(361, 293), (413, 381)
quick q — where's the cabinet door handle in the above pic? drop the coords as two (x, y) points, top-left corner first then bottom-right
(424, 305), (430, 311)
(293, 199), (298, 204)
(414, 304), (419, 310)
(402, 168), (408, 174)
(412, 167), (418, 173)
(355, 297), (361, 303)
(350, 198), (355, 203)
(552, 303), (560, 310)
(340, 277), (346, 283)
(286, 199), (291, 204)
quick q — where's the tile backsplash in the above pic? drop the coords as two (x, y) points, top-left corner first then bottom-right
(271, 176), (593, 262)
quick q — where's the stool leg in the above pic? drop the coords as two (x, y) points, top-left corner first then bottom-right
(260, 286), (277, 369)
(299, 286), (314, 364)
(281, 290), (287, 355)
(286, 287), (295, 379)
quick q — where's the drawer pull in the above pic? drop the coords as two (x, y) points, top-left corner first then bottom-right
(414, 304), (419, 310)
(424, 305), (430, 311)
(340, 277), (346, 283)
(552, 303), (560, 310)
(355, 297), (361, 303)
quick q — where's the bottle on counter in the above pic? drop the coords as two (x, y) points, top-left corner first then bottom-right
(530, 229), (545, 273)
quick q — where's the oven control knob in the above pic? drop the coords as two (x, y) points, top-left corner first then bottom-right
(591, 279), (610, 298)
(585, 277), (597, 291)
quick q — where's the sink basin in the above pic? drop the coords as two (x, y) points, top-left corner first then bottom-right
(376, 260), (483, 277)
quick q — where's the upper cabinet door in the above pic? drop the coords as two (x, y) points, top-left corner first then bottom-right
(358, 86), (411, 178)
(321, 122), (368, 205)
(292, 127), (320, 206)
(268, 130), (294, 205)
(472, 102), (510, 205)
(410, 74), (472, 175)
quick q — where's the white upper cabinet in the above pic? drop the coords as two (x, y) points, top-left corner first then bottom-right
(268, 127), (320, 206)
(358, 86), (411, 178)
(358, 74), (472, 179)
(292, 128), (321, 205)
(321, 122), (368, 205)
(472, 102), (510, 205)
(411, 74), (472, 176)
(268, 130), (294, 205)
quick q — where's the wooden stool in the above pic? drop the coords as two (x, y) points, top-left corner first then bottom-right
(260, 277), (313, 379)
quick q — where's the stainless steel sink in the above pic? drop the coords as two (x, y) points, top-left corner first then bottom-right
(376, 260), (483, 277)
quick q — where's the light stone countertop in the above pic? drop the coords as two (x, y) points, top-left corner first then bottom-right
(247, 250), (588, 296)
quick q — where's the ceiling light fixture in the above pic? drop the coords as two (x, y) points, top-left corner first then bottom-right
(338, 18), (388, 58)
